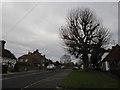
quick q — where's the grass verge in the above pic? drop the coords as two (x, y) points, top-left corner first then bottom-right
(58, 70), (120, 88)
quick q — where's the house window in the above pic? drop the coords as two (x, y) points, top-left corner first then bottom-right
(25, 59), (28, 62)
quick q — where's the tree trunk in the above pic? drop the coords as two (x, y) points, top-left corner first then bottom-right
(83, 53), (89, 71)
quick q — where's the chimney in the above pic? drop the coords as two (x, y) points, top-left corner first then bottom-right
(0, 40), (6, 49)
(43, 55), (45, 58)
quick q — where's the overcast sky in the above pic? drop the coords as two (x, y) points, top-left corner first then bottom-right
(2, 2), (118, 61)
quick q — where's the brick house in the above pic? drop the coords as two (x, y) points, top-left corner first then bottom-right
(18, 49), (49, 67)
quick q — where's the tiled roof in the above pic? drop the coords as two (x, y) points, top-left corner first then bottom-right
(1, 49), (17, 59)
(18, 52), (48, 65)
(104, 44), (120, 61)
(0, 40), (16, 59)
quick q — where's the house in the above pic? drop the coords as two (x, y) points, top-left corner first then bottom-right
(0, 40), (17, 64)
(98, 52), (110, 71)
(18, 49), (49, 67)
(103, 44), (120, 72)
(99, 44), (120, 73)
(17, 50), (49, 71)
(0, 40), (17, 73)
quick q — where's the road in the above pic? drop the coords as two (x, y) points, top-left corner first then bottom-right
(2, 69), (71, 89)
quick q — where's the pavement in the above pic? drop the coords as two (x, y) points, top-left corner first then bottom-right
(2, 69), (72, 89)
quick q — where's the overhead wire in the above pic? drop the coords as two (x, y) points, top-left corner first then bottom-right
(2, 2), (40, 38)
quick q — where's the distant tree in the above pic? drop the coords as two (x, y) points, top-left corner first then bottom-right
(48, 59), (53, 64)
(44, 61), (49, 67)
(60, 8), (111, 71)
(91, 46), (105, 66)
(60, 54), (71, 64)
(55, 61), (60, 66)
(14, 62), (19, 72)
(33, 49), (39, 54)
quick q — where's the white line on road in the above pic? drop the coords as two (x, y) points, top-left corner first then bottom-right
(23, 70), (71, 89)
(24, 79), (43, 88)
(1, 71), (50, 80)
(1, 69), (70, 76)
(1, 70), (39, 76)
(23, 74), (59, 88)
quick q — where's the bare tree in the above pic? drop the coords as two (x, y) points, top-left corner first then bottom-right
(60, 8), (111, 71)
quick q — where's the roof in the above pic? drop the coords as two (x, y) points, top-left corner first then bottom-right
(98, 52), (109, 63)
(1, 49), (17, 59)
(0, 40), (16, 59)
(104, 44), (120, 61)
(18, 50), (48, 65)
(101, 52), (109, 61)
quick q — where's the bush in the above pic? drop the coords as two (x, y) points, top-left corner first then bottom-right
(8, 67), (14, 72)
(2, 65), (8, 73)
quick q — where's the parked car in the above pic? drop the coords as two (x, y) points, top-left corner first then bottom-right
(46, 64), (56, 70)
(73, 66), (80, 70)
(60, 65), (65, 69)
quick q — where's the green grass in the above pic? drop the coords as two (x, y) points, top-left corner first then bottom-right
(59, 70), (120, 88)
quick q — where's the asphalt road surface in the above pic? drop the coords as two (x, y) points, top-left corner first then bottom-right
(2, 69), (71, 89)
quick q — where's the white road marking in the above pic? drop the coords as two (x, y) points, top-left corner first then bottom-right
(2, 71), (50, 80)
(24, 79), (43, 88)
(23, 72), (66, 88)
(23, 75), (57, 88)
